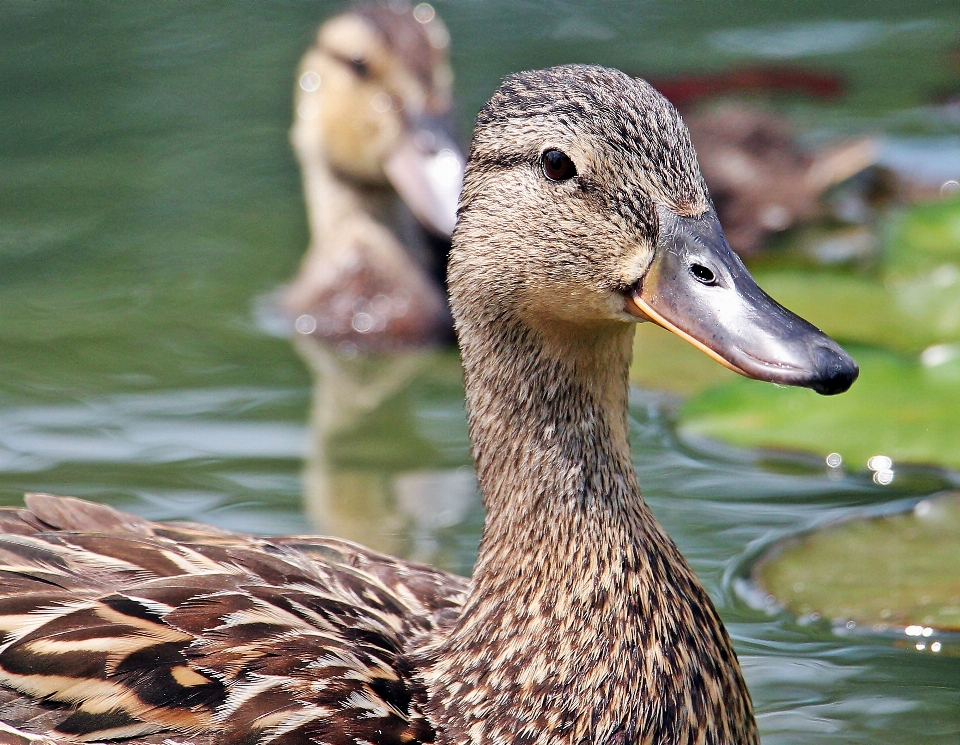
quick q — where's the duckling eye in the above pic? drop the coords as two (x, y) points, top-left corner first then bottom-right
(348, 56), (370, 79)
(690, 264), (717, 286)
(541, 149), (577, 181)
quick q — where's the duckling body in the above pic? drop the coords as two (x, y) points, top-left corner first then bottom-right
(0, 66), (858, 745)
(286, 3), (462, 350)
(683, 103), (875, 256)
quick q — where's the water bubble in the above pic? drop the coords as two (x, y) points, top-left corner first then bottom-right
(941, 179), (960, 198)
(867, 455), (892, 471)
(371, 294), (393, 316)
(826, 452), (842, 468)
(436, 148), (461, 179)
(873, 470), (894, 485)
(415, 129), (437, 151)
(905, 625), (923, 637)
(371, 93), (392, 113)
(352, 312), (374, 334)
(392, 292), (410, 316)
(295, 315), (317, 334)
(846, 620), (856, 629)
(297, 100), (319, 121)
(931, 641), (942, 652)
(916, 642), (926, 651)
(299, 71), (320, 92)
(413, 3), (435, 23)
(426, 22), (450, 50)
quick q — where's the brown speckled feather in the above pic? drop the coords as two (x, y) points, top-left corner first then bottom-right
(0, 495), (466, 745)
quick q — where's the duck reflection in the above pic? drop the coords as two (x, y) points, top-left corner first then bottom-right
(285, 3), (473, 563)
(294, 339), (473, 561)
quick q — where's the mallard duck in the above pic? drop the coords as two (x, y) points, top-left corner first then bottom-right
(0, 65), (858, 745)
(285, 2), (463, 350)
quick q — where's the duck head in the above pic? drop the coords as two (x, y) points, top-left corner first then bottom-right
(452, 65), (858, 395)
(293, 2), (463, 235)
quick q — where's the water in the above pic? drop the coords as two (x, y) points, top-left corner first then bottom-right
(1, 1), (958, 742)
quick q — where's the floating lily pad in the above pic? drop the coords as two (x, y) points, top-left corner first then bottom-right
(751, 198), (960, 354)
(753, 491), (960, 632)
(884, 196), (960, 275)
(751, 271), (929, 352)
(679, 346), (960, 470)
(630, 323), (736, 395)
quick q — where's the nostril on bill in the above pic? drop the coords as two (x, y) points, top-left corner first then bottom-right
(810, 345), (859, 396)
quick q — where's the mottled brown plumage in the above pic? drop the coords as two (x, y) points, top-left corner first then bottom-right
(419, 65), (757, 745)
(0, 494), (466, 745)
(0, 65), (776, 745)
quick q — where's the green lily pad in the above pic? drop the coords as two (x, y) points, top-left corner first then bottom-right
(885, 196), (960, 276)
(679, 346), (960, 470)
(630, 323), (736, 396)
(751, 271), (915, 349)
(753, 491), (960, 632)
(751, 198), (960, 354)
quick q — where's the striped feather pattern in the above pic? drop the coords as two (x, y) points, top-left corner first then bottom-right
(0, 495), (467, 745)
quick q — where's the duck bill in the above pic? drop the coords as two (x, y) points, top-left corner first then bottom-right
(383, 119), (464, 237)
(626, 207), (858, 395)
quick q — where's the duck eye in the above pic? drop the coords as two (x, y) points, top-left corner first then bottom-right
(690, 264), (717, 285)
(541, 149), (577, 181)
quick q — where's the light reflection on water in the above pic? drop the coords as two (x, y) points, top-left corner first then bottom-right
(1, 1), (959, 742)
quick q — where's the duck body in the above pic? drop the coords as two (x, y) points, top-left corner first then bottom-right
(0, 65), (859, 745)
(285, 3), (463, 351)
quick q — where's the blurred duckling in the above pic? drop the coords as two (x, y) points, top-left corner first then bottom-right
(684, 103), (876, 256)
(286, 2), (463, 350)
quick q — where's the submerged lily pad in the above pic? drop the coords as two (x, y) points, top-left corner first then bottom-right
(753, 491), (960, 631)
(679, 346), (960, 470)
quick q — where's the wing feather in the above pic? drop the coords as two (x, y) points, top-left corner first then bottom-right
(0, 496), (468, 745)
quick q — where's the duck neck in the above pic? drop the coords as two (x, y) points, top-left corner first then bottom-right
(297, 149), (396, 248)
(422, 317), (757, 745)
(466, 319), (639, 552)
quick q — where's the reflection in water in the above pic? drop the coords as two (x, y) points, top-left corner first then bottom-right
(294, 337), (476, 564)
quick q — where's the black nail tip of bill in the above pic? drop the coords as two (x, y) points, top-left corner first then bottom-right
(809, 346), (859, 396)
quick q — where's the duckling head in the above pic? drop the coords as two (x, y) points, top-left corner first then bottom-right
(294, 2), (462, 234)
(451, 65), (858, 395)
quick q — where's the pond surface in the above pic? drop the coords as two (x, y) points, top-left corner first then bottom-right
(1, 1), (959, 742)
